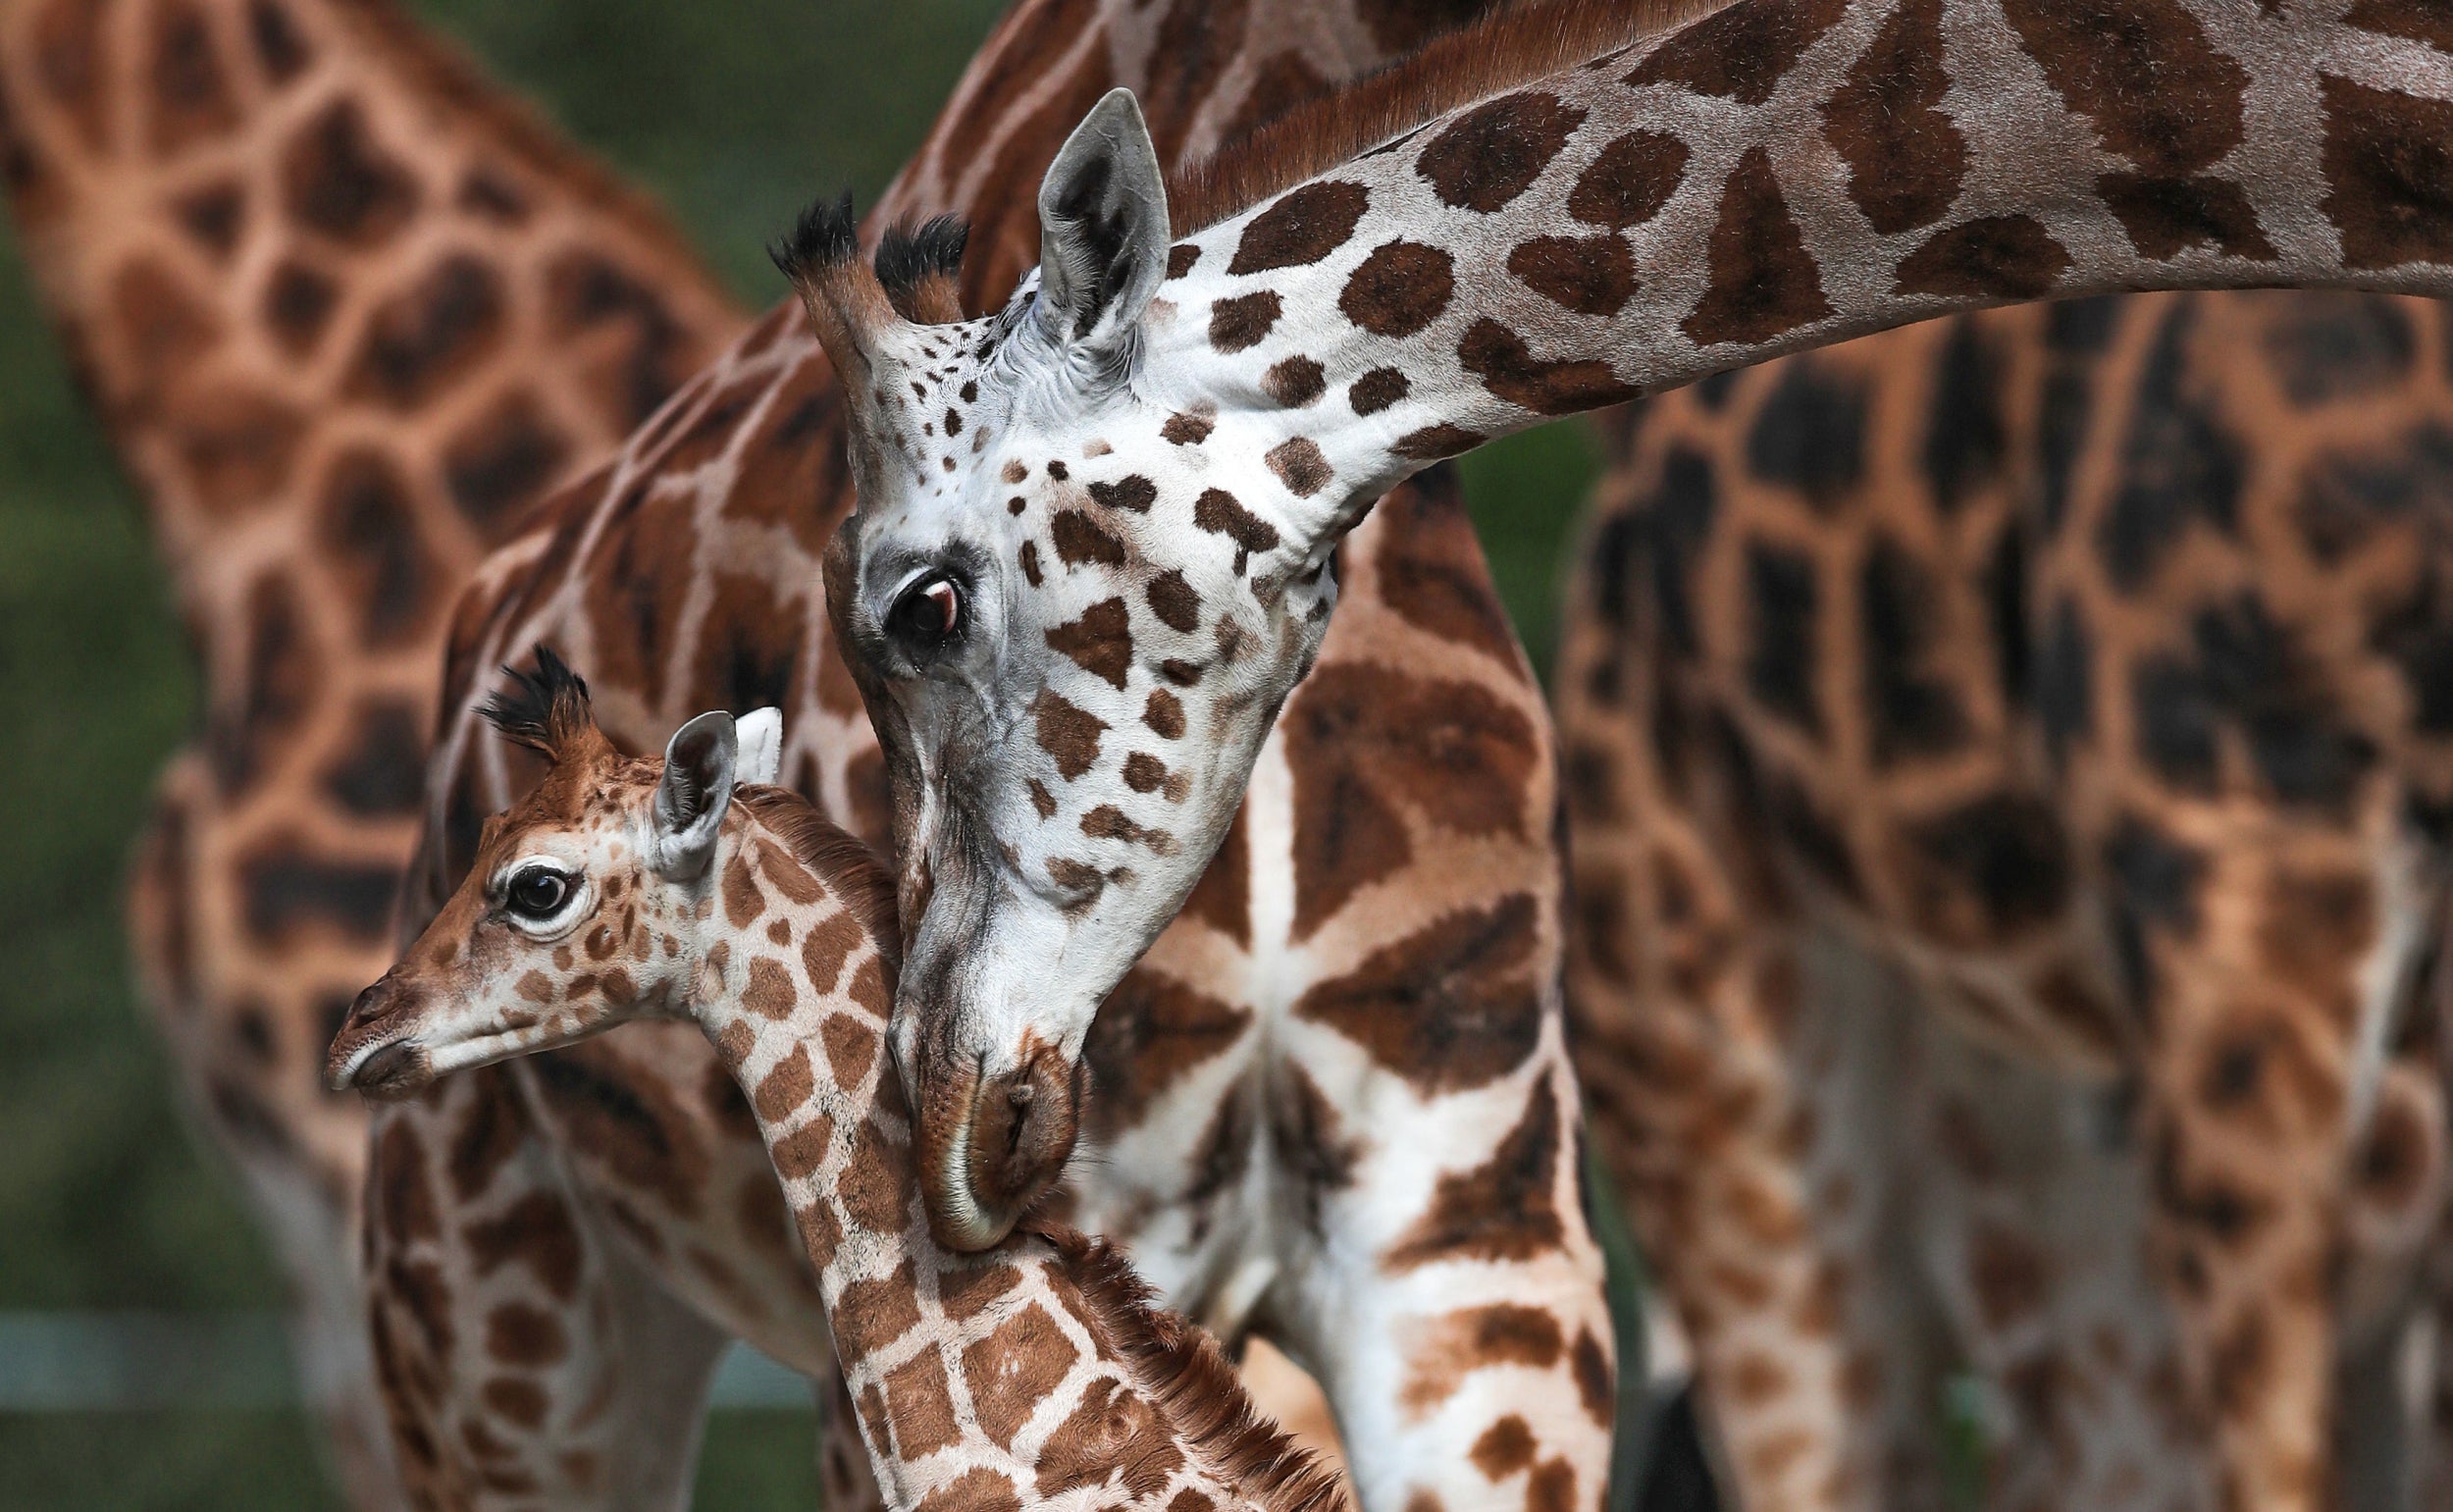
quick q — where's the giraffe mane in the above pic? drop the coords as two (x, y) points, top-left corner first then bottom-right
(1166, 0), (1743, 235)
(481, 644), (596, 761)
(1031, 1224), (1354, 1512)
(733, 788), (905, 970)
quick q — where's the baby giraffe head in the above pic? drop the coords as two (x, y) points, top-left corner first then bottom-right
(325, 647), (785, 1099)
(779, 91), (1369, 1250)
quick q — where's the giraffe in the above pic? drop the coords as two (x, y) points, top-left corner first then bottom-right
(365, 0), (1616, 1504)
(0, 0), (744, 1497)
(1559, 289), (2453, 1512)
(326, 651), (1349, 1512)
(781, 2), (2453, 1507)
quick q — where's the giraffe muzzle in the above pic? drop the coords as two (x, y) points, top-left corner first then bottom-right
(325, 981), (438, 1100)
(920, 1041), (1083, 1251)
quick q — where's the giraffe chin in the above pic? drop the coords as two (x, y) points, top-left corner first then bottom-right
(329, 1038), (436, 1102)
(917, 1044), (1084, 1253)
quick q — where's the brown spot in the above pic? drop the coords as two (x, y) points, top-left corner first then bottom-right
(1895, 215), (2071, 299)
(962, 1302), (1078, 1446)
(1166, 243), (1201, 279)
(1339, 239), (1455, 338)
(1387, 1080), (1566, 1270)
(1145, 571), (1201, 633)
(1473, 1417), (1539, 1478)
(1567, 130), (1689, 229)
(2101, 173), (2277, 260)
(1085, 969), (1253, 1128)
(1372, 471), (1521, 664)
(1162, 411), (1214, 444)
(2321, 77), (2453, 270)
(1228, 180), (1371, 274)
(1264, 356), (1327, 407)
(1037, 1377), (1185, 1498)
(939, 1261), (1022, 1321)
(821, 1013), (877, 1089)
(461, 1191), (584, 1299)
(1209, 290), (1282, 352)
(485, 1303), (566, 1368)
(1035, 691), (1108, 779)
(723, 854), (767, 929)
(1088, 474), (1157, 512)
(1018, 541), (1044, 587)
(1626, 0), (1848, 105)
(171, 182), (244, 259)
(832, 1261), (922, 1364)
(1046, 598), (1133, 689)
(802, 911), (862, 994)
(1266, 437), (1333, 496)
(316, 448), (439, 649)
(1508, 235), (1637, 318)
(914, 1470), (1021, 1512)
(345, 255), (507, 412)
(1822, 0), (1965, 235)
(374, 1121), (441, 1243)
(883, 1349), (961, 1458)
(1683, 147), (1831, 347)
(754, 1045), (816, 1122)
(281, 99), (418, 247)
(1971, 1224), (2049, 1329)
(1401, 1303), (1565, 1416)
(247, 0), (310, 81)
(2347, 0), (2453, 52)
(835, 1117), (910, 1233)
(1350, 368), (1410, 414)
(1181, 809), (1250, 945)
(1194, 488), (1279, 567)
(1462, 317), (1639, 417)
(1051, 509), (1125, 569)
(1572, 1329), (1613, 1426)
(1144, 688), (1185, 740)
(2000, 0), (2245, 177)
(444, 393), (572, 530)
(148, 0), (238, 156)
(767, 1111), (834, 1180)
(1395, 424), (1486, 460)
(1295, 896), (1543, 1093)
(262, 259), (338, 356)
(1417, 92), (1585, 213)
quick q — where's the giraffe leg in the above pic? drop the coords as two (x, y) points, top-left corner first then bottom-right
(363, 1070), (730, 1509)
(1558, 630), (1935, 1512)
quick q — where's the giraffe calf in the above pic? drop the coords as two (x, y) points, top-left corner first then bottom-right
(327, 646), (1344, 1512)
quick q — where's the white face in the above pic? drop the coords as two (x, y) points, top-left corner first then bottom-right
(805, 93), (1365, 1247)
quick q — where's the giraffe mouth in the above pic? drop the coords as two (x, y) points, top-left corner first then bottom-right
(329, 1037), (436, 1101)
(918, 1042), (1085, 1251)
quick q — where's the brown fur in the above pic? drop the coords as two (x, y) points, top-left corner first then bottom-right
(1166, 0), (1738, 235)
(736, 786), (905, 969)
(1033, 1224), (1353, 1512)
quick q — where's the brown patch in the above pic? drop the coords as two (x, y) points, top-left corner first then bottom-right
(1572, 1329), (1613, 1426)
(1460, 319), (1639, 414)
(443, 392), (573, 529)
(1052, 509), (1126, 568)
(754, 1045), (816, 1122)
(1282, 663), (1536, 936)
(836, 1116), (911, 1232)
(1567, 130), (1689, 229)
(1821, 0), (1965, 234)
(373, 1121), (441, 1243)
(1194, 488), (1280, 566)
(1626, 0), (1848, 105)
(484, 1303), (567, 1368)
(1036, 691), (1108, 779)
(832, 1261), (922, 1364)
(1970, 1223), (2049, 1330)
(1373, 471), (1521, 664)
(1146, 572), (1202, 633)
(1395, 423), (1486, 460)
(1166, 243), (1201, 280)
(1508, 235), (1638, 317)
(801, 910), (862, 995)
(1036, 1377), (1186, 1498)
(1401, 1303), (1565, 1416)
(2321, 77), (2453, 270)
(1267, 437), (1333, 496)
(1163, 411), (1215, 444)
(883, 1349), (962, 1458)
(1270, 1062), (1364, 1233)
(1472, 1417), (1539, 1478)
(1210, 291), (1283, 352)
(1894, 215), (2071, 299)
(262, 260), (339, 356)
(1228, 180), (1372, 274)
(1294, 895), (1543, 1093)
(1999, 0), (2245, 177)
(2347, 0), (2453, 52)
(961, 1302), (1078, 1447)
(1682, 147), (1831, 347)
(1350, 368), (1410, 414)
(1088, 475), (1158, 513)
(2101, 173), (2276, 260)
(317, 449), (440, 650)
(1339, 239), (1456, 338)
(723, 854), (768, 929)
(821, 1013), (877, 1090)
(147, 0), (239, 156)
(1047, 598), (1134, 690)
(1086, 969), (1254, 1129)
(1386, 1080), (1566, 1270)
(1416, 91), (1585, 213)
(939, 1261), (1022, 1321)
(914, 1469), (1022, 1512)
(345, 254), (508, 412)
(171, 181), (245, 259)
(281, 99), (419, 247)
(1144, 688), (1186, 740)
(1264, 356), (1328, 407)
(767, 1113), (834, 1181)
(1181, 808), (1250, 945)
(460, 1192), (584, 1299)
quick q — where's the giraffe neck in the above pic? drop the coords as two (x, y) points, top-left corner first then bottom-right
(1149, 0), (2453, 568)
(692, 805), (1338, 1512)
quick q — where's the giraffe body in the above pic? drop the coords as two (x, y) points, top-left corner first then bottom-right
(330, 656), (1348, 1512)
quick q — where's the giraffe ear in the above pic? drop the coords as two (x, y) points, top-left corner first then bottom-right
(651, 711), (740, 881)
(735, 707), (784, 787)
(1035, 88), (1169, 361)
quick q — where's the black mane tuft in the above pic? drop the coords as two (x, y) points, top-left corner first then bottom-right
(482, 644), (594, 759)
(769, 190), (860, 287)
(874, 214), (970, 306)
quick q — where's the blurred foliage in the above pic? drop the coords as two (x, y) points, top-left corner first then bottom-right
(0, 0), (1596, 1503)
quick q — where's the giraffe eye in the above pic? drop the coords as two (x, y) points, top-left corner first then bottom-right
(506, 867), (573, 920)
(885, 573), (965, 662)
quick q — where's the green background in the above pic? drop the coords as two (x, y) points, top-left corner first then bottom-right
(0, 1), (1602, 1504)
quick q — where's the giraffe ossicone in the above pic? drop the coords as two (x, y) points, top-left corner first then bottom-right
(326, 648), (1348, 1512)
(792, 0), (2453, 1250)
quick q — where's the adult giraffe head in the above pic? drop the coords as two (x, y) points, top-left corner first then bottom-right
(786, 0), (2453, 1248)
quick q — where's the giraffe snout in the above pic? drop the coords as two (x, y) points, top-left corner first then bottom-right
(927, 1042), (1081, 1251)
(324, 980), (436, 1100)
